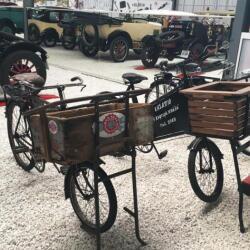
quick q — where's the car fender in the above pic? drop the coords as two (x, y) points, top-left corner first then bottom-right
(0, 18), (16, 30)
(1, 41), (47, 61)
(188, 137), (223, 159)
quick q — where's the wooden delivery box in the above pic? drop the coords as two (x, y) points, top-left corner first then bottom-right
(180, 81), (250, 138)
(30, 103), (153, 164)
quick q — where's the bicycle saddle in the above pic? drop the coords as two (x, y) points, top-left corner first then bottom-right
(13, 73), (45, 88)
(122, 73), (148, 84)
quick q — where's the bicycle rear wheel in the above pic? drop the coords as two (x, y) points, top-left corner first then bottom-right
(145, 82), (174, 103)
(6, 101), (35, 171)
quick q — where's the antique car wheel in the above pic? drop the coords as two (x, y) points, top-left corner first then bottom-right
(28, 24), (41, 45)
(43, 33), (57, 47)
(0, 22), (15, 34)
(133, 49), (141, 55)
(110, 36), (129, 62)
(141, 45), (159, 68)
(62, 36), (76, 50)
(156, 31), (185, 46)
(81, 24), (98, 47)
(6, 101), (35, 171)
(68, 163), (117, 234)
(189, 43), (204, 61)
(188, 139), (224, 203)
(0, 50), (46, 86)
(79, 40), (98, 57)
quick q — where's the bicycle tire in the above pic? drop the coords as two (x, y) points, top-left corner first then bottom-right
(188, 139), (224, 203)
(68, 162), (117, 234)
(145, 81), (175, 103)
(6, 101), (35, 171)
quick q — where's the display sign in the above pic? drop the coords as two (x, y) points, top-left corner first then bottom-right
(75, 0), (172, 12)
(235, 32), (250, 79)
(152, 89), (189, 139)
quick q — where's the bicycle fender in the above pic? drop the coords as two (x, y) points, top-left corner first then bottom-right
(188, 137), (223, 159)
(64, 166), (75, 200)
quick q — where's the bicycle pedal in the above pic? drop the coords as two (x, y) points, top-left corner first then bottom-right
(159, 150), (168, 159)
(60, 165), (70, 175)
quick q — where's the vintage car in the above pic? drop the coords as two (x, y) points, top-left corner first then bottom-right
(65, 12), (162, 62)
(0, 31), (47, 94)
(27, 7), (74, 47)
(0, 6), (24, 34)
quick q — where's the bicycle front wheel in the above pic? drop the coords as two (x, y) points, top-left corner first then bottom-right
(7, 101), (35, 171)
(68, 163), (117, 234)
(188, 139), (224, 203)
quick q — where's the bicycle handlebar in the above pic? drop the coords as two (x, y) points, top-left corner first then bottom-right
(3, 77), (85, 99)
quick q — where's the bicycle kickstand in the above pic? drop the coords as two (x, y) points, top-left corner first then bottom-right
(123, 147), (147, 246)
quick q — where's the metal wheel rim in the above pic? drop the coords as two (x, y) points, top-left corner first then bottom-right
(9, 59), (37, 76)
(71, 166), (110, 228)
(113, 40), (127, 60)
(11, 105), (33, 165)
(195, 148), (218, 196)
(145, 47), (156, 63)
(1, 26), (13, 34)
(45, 37), (56, 46)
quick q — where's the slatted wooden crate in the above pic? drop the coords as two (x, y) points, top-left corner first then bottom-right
(180, 82), (250, 138)
(30, 103), (153, 164)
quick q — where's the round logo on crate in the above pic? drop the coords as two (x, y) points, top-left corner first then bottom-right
(48, 120), (58, 135)
(99, 112), (125, 138)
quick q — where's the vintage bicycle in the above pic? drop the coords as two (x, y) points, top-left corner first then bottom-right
(3, 73), (85, 172)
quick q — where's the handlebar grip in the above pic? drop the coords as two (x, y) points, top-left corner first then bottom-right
(71, 77), (78, 81)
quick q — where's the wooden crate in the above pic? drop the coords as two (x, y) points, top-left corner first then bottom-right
(30, 103), (153, 164)
(180, 81), (250, 138)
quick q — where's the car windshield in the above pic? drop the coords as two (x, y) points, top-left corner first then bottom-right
(61, 12), (74, 22)
(49, 11), (59, 22)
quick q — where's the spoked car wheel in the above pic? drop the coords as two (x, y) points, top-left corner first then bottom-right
(188, 139), (224, 203)
(62, 36), (76, 50)
(43, 34), (57, 47)
(141, 45), (159, 68)
(0, 50), (46, 86)
(7, 102), (35, 171)
(79, 40), (98, 57)
(28, 24), (41, 45)
(0, 23), (15, 34)
(110, 36), (129, 62)
(68, 163), (117, 234)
